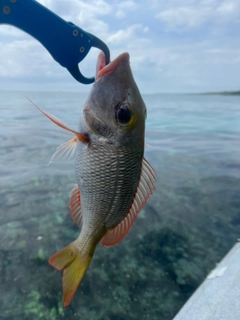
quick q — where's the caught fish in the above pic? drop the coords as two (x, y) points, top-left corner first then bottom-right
(30, 52), (156, 307)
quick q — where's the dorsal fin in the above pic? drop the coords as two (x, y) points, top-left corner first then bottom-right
(49, 137), (77, 164)
(101, 157), (156, 247)
(69, 185), (82, 228)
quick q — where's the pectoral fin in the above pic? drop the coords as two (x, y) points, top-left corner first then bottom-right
(49, 137), (77, 164)
(26, 97), (89, 144)
(101, 157), (156, 247)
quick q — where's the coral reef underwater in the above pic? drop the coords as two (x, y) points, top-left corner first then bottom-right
(1, 158), (240, 320)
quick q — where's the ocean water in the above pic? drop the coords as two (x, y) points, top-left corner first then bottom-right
(0, 90), (240, 320)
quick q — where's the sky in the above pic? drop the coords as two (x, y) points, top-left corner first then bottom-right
(0, 0), (240, 93)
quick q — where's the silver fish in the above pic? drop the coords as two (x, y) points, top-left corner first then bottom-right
(31, 52), (156, 306)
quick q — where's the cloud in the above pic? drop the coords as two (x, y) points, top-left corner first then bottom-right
(154, 0), (240, 31)
(38, 0), (112, 39)
(115, 1), (137, 19)
(117, 0), (136, 9)
(0, 25), (26, 38)
(0, 39), (62, 78)
(107, 24), (143, 45)
(0, 0), (240, 93)
(156, 7), (211, 30)
(216, 0), (240, 19)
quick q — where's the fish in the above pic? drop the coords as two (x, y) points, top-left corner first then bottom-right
(30, 52), (156, 307)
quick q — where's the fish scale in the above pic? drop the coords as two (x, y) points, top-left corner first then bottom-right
(75, 139), (143, 237)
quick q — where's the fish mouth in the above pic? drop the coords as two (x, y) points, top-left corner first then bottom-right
(96, 52), (130, 81)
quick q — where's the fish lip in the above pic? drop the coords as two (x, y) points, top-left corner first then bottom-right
(96, 52), (130, 81)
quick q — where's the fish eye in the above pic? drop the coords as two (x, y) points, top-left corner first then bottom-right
(115, 103), (132, 126)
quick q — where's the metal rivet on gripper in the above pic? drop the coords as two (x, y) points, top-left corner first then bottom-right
(80, 47), (85, 53)
(3, 6), (11, 14)
(73, 29), (78, 36)
(80, 33), (84, 37)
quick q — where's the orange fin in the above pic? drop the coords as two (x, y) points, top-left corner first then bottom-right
(49, 137), (77, 164)
(69, 185), (82, 227)
(26, 97), (89, 144)
(49, 242), (92, 307)
(101, 157), (156, 247)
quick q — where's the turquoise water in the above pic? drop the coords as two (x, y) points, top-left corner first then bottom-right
(0, 91), (240, 319)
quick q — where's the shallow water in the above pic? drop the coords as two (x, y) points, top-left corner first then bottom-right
(0, 91), (240, 319)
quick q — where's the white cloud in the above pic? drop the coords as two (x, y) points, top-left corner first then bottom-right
(39, 0), (112, 16)
(38, 0), (112, 39)
(0, 39), (59, 78)
(115, 10), (125, 19)
(115, 1), (136, 19)
(107, 24), (143, 45)
(155, 0), (240, 31)
(0, 25), (26, 38)
(117, 1), (136, 10)
(156, 7), (211, 30)
(0, 0), (240, 93)
(216, 0), (240, 19)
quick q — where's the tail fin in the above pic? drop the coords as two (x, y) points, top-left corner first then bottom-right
(49, 242), (92, 307)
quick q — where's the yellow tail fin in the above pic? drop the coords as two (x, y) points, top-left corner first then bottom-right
(49, 242), (92, 307)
